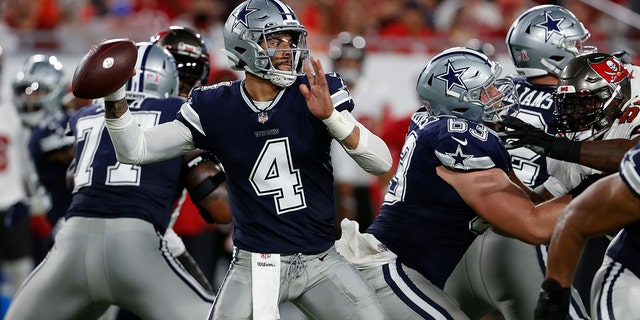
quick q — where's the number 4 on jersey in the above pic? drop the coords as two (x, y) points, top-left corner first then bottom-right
(250, 137), (307, 214)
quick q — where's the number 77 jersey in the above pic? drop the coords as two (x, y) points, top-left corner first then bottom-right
(66, 97), (185, 233)
(176, 76), (354, 254)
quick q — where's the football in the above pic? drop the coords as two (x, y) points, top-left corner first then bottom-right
(71, 39), (137, 99)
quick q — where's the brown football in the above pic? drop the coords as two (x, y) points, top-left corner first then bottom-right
(71, 39), (137, 99)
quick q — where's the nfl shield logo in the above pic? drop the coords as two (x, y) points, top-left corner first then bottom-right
(258, 112), (269, 123)
(260, 253), (271, 259)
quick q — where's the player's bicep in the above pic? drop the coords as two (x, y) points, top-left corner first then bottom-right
(436, 166), (534, 232)
(565, 174), (640, 237)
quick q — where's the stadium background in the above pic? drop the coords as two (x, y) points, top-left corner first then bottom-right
(1, 0), (639, 318)
(0, 0), (638, 120)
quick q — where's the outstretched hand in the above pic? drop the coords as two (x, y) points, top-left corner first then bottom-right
(498, 115), (582, 162)
(299, 57), (334, 120)
(498, 115), (556, 154)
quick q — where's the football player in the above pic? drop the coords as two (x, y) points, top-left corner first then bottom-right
(151, 25), (211, 97)
(4, 43), (217, 320)
(444, 5), (596, 319)
(335, 46), (587, 319)
(535, 141), (640, 319)
(151, 25), (220, 293)
(528, 51), (640, 320)
(0, 48), (37, 308)
(100, 0), (393, 319)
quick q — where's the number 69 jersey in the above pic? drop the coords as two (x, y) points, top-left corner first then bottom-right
(176, 75), (353, 254)
(367, 109), (512, 289)
(66, 97), (185, 233)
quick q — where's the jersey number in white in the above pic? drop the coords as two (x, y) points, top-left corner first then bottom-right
(73, 111), (161, 192)
(250, 137), (306, 214)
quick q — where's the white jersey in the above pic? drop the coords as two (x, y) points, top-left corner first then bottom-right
(544, 93), (640, 195)
(0, 101), (28, 210)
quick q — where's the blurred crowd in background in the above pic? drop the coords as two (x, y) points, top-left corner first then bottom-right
(2, 0), (639, 57)
(1, 1), (640, 319)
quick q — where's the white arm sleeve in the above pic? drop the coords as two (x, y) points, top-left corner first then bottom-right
(104, 109), (194, 165)
(339, 111), (393, 176)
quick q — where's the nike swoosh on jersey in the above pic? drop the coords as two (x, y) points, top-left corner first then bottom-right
(452, 136), (468, 146)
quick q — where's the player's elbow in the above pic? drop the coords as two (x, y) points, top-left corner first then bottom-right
(493, 222), (550, 245)
(367, 160), (393, 176)
(115, 151), (145, 165)
(518, 223), (551, 245)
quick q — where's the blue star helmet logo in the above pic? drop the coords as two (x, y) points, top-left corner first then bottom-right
(235, 3), (259, 29)
(534, 11), (565, 42)
(435, 61), (468, 92)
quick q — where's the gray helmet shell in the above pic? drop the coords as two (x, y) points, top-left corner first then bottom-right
(223, 0), (309, 87)
(417, 47), (518, 124)
(506, 5), (594, 77)
(12, 54), (66, 127)
(125, 42), (179, 100)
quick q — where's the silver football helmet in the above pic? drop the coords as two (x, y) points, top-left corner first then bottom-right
(223, 0), (309, 87)
(12, 54), (66, 127)
(125, 42), (179, 100)
(506, 5), (595, 77)
(416, 47), (519, 124)
(554, 52), (631, 140)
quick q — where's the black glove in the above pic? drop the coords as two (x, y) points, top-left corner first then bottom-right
(499, 115), (581, 163)
(534, 278), (571, 320)
(5, 201), (29, 227)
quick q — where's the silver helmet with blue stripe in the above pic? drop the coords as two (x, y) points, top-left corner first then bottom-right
(125, 42), (179, 100)
(223, 0), (309, 87)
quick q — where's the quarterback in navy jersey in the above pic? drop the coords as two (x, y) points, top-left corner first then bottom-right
(4, 43), (216, 320)
(336, 47), (578, 319)
(537, 141), (640, 320)
(181, 74), (349, 253)
(102, 1), (392, 319)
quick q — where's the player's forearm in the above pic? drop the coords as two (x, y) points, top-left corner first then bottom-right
(105, 111), (193, 164)
(579, 139), (638, 173)
(545, 218), (588, 287)
(344, 124), (393, 175)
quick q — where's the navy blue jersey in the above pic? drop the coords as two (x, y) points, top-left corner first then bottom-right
(29, 110), (75, 224)
(503, 76), (556, 188)
(610, 142), (640, 277)
(367, 109), (512, 289)
(66, 97), (185, 233)
(176, 74), (353, 254)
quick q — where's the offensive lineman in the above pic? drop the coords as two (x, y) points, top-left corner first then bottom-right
(335, 47), (586, 319)
(4, 43), (217, 320)
(444, 5), (595, 319)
